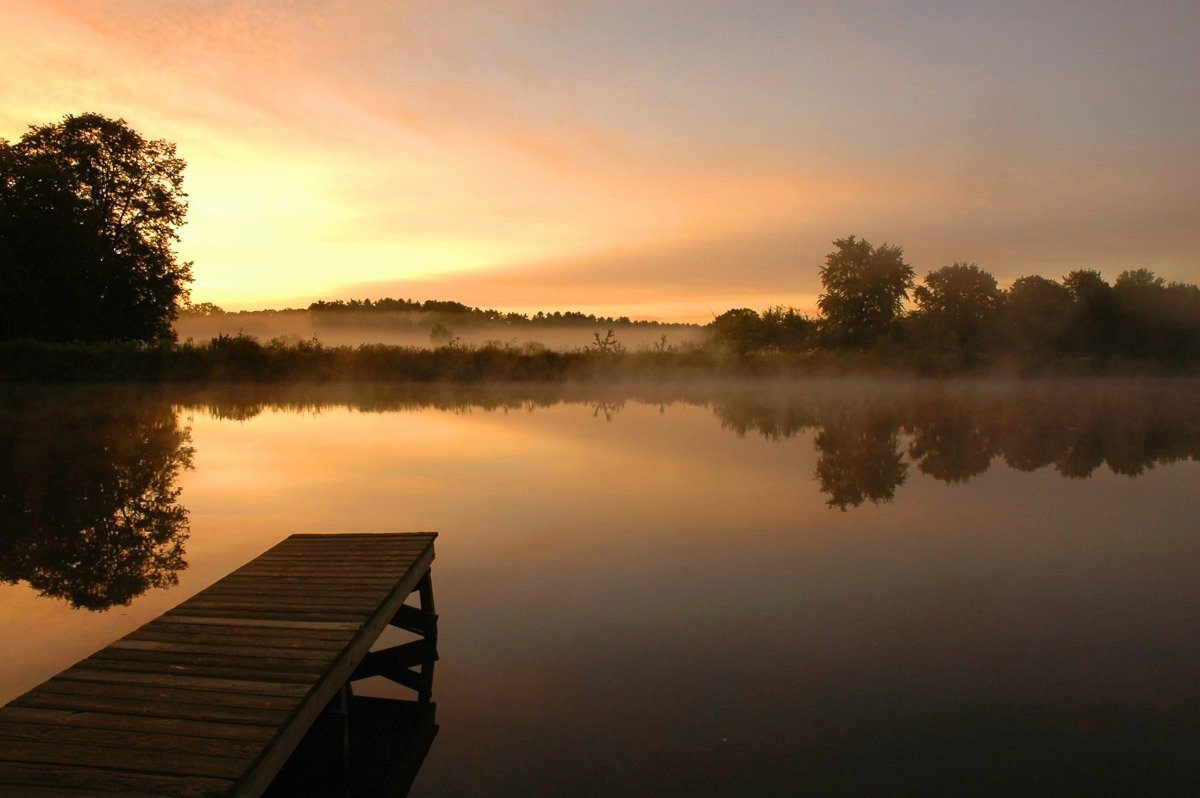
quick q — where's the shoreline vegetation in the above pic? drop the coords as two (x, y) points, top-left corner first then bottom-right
(1, 332), (1197, 383)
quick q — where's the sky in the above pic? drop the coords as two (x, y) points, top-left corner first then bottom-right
(2, 1), (1199, 320)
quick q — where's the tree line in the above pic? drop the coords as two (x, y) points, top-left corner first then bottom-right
(710, 235), (1200, 366)
(304, 298), (673, 328)
(4, 114), (1198, 370)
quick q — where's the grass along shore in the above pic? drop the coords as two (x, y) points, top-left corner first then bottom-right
(0, 333), (1196, 383)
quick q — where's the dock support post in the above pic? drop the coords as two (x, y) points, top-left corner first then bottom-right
(350, 567), (439, 703)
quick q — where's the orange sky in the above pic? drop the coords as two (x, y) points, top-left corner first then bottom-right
(2, 1), (1198, 320)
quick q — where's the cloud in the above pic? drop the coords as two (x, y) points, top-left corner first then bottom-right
(2, 0), (1198, 315)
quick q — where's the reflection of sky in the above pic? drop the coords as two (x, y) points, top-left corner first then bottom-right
(1, 395), (1197, 791)
(2, 2), (1198, 318)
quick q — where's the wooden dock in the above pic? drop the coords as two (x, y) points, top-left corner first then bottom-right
(0, 532), (439, 797)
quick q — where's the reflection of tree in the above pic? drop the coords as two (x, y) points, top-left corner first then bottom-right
(716, 398), (815, 441)
(704, 383), (1200, 509)
(998, 411), (1074, 473)
(906, 402), (997, 483)
(127, 382), (1200, 516)
(0, 393), (193, 610)
(814, 411), (908, 510)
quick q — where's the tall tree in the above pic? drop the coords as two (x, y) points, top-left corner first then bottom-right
(817, 235), (914, 349)
(1063, 269), (1118, 357)
(0, 113), (190, 342)
(912, 262), (1002, 362)
(1002, 275), (1074, 356)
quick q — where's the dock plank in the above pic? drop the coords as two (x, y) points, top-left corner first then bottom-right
(57, 668), (313, 697)
(0, 719), (266, 759)
(0, 761), (235, 797)
(0, 532), (436, 797)
(0, 706), (279, 743)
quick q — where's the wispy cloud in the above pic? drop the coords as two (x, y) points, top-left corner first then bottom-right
(3, 1), (1198, 318)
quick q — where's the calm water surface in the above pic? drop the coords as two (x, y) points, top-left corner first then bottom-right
(1, 379), (1197, 795)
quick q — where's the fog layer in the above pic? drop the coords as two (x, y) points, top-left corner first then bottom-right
(176, 311), (703, 351)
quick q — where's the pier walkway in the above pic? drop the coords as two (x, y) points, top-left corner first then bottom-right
(0, 532), (438, 797)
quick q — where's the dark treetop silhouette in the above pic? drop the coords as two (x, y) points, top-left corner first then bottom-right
(0, 113), (189, 343)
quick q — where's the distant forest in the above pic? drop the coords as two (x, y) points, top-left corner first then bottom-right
(183, 298), (680, 329)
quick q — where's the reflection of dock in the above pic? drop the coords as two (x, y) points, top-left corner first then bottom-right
(0, 532), (440, 796)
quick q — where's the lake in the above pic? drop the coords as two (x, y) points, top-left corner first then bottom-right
(1, 379), (1197, 795)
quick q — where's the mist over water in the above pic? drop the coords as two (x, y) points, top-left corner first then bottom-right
(1, 379), (1197, 794)
(175, 311), (704, 351)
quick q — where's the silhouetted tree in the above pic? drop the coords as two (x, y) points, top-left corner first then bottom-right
(817, 236), (914, 350)
(1063, 270), (1119, 358)
(760, 305), (817, 351)
(709, 308), (767, 356)
(0, 391), (193, 609)
(180, 301), (225, 317)
(1111, 269), (1200, 360)
(1002, 275), (1074, 356)
(709, 306), (816, 356)
(912, 263), (1002, 363)
(0, 113), (190, 342)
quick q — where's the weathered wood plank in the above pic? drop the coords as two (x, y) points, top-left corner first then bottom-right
(165, 607), (373, 623)
(179, 597), (381, 614)
(52, 668), (311, 697)
(89, 646), (333, 674)
(137, 621), (356, 642)
(231, 561), (417, 571)
(71, 657), (324, 685)
(28, 680), (302, 712)
(146, 615), (362, 631)
(0, 783), (166, 798)
(0, 707), (278, 743)
(200, 579), (400, 591)
(0, 738), (248, 779)
(126, 627), (350, 651)
(0, 761), (235, 797)
(189, 585), (392, 600)
(0, 720), (272, 759)
(234, 551), (425, 562)
(107, 638), (341, 660)
(13, 692), (290, 727)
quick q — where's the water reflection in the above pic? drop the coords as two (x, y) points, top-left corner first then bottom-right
(815, 410), (909, 509)
(707, 381), (1200, 507)
(0, 390), (193, 609)
(2, 381), (1195, 611)
(175, 379), (1200, 510)
(0, 379), (1196, 794)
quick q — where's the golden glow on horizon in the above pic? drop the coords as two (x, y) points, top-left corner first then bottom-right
(2, 1), (1198, 319)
